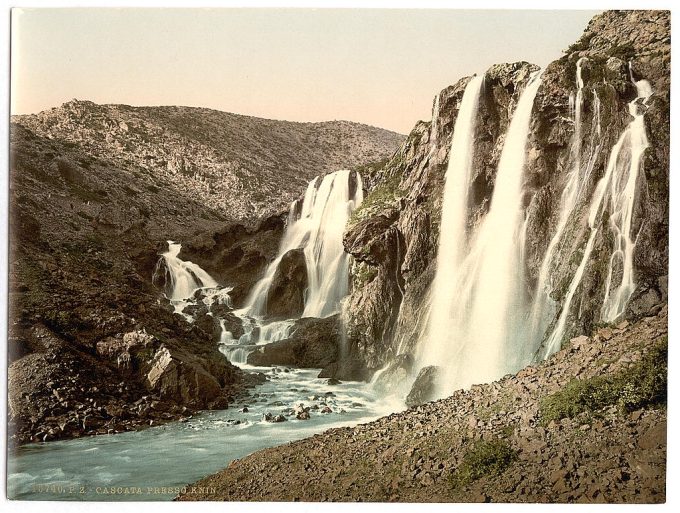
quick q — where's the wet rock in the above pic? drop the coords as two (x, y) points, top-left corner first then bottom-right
(405, 366), (441, 408)
(265, 248), (308, 319)
(296, 411), (311, 420)
(247, 315), (340, 368)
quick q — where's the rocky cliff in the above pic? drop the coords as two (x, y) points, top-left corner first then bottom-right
(340, 10), (669, 386)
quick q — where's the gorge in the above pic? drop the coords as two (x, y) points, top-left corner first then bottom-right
(7, 9), (669, 504)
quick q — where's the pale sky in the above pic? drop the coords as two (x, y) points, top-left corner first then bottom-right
(11, 8), (599, 133)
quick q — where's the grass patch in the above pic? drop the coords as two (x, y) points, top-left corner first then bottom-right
(348, 169), (404, 228)
(450, 438), (517, 488)
(353, 262), (378, 286)
(540, 338), (667, 424)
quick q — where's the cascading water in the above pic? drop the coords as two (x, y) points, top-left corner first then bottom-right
(152, 241), (221, 316)
(541, 69), (652, 356)
(244, 169), (363, 319)
(417, 71), (543, 396)
(529, 58), (603, 347)
(220, 169), (363, 364)
(600, 74), (652, 322)
(418, 75), (485, 369)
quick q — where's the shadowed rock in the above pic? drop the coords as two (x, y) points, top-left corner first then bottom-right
(406, 366), (441, 408)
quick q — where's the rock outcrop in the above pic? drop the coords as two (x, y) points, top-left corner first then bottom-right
(265, 248), (309, 319)
(247, 315), (340, 369)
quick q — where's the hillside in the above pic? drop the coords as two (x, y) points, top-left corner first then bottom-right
(7, 103), (402, 446)
(13, 101), (405, 221)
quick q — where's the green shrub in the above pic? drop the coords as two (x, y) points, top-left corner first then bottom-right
(450, 438), (517, 488)
(540, 339), (667, 424)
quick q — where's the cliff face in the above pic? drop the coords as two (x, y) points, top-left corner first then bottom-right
(341, 10), (669, 379)
(13, 102), (404, 222)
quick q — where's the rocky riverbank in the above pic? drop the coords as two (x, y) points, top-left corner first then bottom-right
(178, 305), (667, 503)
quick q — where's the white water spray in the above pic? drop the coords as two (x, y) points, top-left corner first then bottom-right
(244, 169), (363, 319)
(419, 75), (485, 368)
(418, 71), (543, 394)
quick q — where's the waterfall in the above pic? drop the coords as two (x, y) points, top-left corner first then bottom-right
(541, 69), (653, 355)
(417, 71), (543, 396)
(152, 241), (222, 318)
(210, 169), (364, 365)
(600, 75), (653, 322)
(244, 169), (364, 319)
(529, 58), (602, 347)
(153, 241), (218, 301)
(418, 75), (485, 368)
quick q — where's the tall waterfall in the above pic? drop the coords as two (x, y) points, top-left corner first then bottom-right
(541, 69), (652, 356)
(244, 169), (364, 319)
(418, 71), (543, 396)
(419, 75), (485, 369)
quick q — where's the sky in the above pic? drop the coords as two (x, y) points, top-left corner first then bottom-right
(11, 8), (599, 134)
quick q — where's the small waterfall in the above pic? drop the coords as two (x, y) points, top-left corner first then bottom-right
(153, 241), (218, 301)
(542, 69), (653, 355)
(244, 169), (364, 319)
(600, 74), (653, 322)
(152, 241), (221, 317)
(529, 58), (601, 346)
(417, 71), (543, 396)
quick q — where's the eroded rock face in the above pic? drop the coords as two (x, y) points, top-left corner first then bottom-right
(342, 10), (669, 377)
(265, 248), (308, 320)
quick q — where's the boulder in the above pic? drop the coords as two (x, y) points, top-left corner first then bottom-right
(405, 366), (441, 408)
(247, 315), (340, 368)
(145, 345), (223, 408)
(265, 248), (308, 319)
